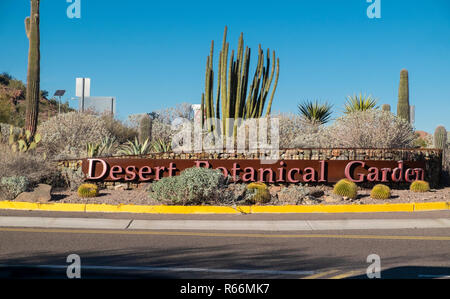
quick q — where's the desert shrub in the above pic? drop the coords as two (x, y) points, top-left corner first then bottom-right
(0, 123), (21, 144)
(370, 184), (391, 199)
(326, 110), (415, 148)
(0, 143), (60, 187)
(100, 114), (138, 144)
(443, 144), (450, 186)
(77, 183), (99, 198)
(38, 112), (111, 159)
(149, 167), (226, 205)
(410, 180), (430, 193)
(245, 182), (271, 204)
(0, 176), (30, 198)
(60, 167), (85, 191)
(333, 179), (358, 199)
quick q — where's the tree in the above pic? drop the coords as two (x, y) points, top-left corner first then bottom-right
(24, 0), (40, 135)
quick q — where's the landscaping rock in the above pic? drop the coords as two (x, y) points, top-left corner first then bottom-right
(114, 184), (128, 191)
(15, 184), (52, 203)
(324, 193), (343, 203)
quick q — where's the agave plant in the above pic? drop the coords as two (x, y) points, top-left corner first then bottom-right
(344, 93), (378, 114)
(297, 100), (333, 125)
(118, 137), (152, 156)
(151, 138), (172, 153)
(85, 137), (118, 158)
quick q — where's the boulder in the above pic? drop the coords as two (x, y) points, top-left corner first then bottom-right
(15, 184), (52, 203)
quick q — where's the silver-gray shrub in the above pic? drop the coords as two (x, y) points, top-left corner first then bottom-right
(149, 167), (227, 205)
(38, 112), (111, 159)
(0, 176), (30, 198)
(325, 110), (415, 148)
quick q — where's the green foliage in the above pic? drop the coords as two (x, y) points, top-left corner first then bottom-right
(77, 183), (99, 198)
(397, 69), (410, 123)
(410, 180), (430, 193)
(434, 126), (447, 150)
(370, 184), (391, 199)
(344, 93), (378, 114)
(0, 176), (30, 198)
(149, 167), (226, 205)
(297, 100), (333, 125)
(8, 126), (41, 153)
(151, 138), (172, 153)
(202, 26), (280, 137)
(61, 167), (85, 191)
(118, 137), (152, 156)
(85, 137), (118, 158)
(245, 182), (271, 204)
(333, 179), (358, 199)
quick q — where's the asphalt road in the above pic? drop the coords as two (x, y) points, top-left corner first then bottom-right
(0, 210), (449, 279)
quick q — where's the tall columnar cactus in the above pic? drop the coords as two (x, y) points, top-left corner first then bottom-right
(139, 114), (153, 144)
(24, 0), (41, 136)
(434, 126), (447, 150)
(381, 104), (391, 112)
(201, 26), (280, 137)
(397, 69), (410, 123)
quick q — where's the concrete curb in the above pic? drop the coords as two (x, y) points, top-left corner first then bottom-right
(0, 201), (448, 214)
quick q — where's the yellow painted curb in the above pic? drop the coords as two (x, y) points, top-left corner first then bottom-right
(0, 201), (448, 214)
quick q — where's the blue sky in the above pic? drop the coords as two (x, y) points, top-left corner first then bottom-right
(0, 0), (449, 133)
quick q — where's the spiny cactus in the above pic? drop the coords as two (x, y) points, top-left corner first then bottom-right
(410, 180), (430, 193)
(24, 0), (41, 136)
(397, 69), (410, 123)
(370, 184), (391, 199)
(333, 179), (358, 199)
(434, 126), (447, 150)
(382, 104), (391, 112)
(201, 26), (280, 138)
(9, 126), (41, 153)
(77, 183), (99, 198)
(139, 114), (152, 144)
(246, 182), (271, 204)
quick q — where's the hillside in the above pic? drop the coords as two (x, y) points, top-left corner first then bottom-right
(0, 72), (74, 127)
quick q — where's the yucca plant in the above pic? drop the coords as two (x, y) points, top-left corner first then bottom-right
(297, 100), (333, 125)
(344, 93), (378, 114)
(85, 137), (118, 158)
(86, 142), (101, 158)
(151, 138), (172, 153)
(118, 137), (151, 156)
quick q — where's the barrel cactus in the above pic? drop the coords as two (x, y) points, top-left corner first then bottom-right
(410, 180), (430, 193)
(333, 179), (358, 199)
(246, 182), (271, 204)
(370, 184), (391, 199)
(77, 183), (100, 198)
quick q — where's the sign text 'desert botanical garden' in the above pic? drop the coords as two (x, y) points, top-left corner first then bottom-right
(82, 158), (426, 184)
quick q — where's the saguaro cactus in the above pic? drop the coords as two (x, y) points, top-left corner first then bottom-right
(434, 126), (447, 150)
(397, 69), (410, 123)
(201, 26), (280, 137)
(381, 104), (391, 112)
(139, 114), (153, 143)
(24, 0), (41, 135)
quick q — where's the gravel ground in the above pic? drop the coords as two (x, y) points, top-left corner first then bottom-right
(47, 186), (450, 206)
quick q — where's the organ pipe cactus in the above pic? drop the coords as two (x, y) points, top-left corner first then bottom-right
(24, 0), (41, 136)
(397, 69), (410, 123)
(201, 26), (280, 137)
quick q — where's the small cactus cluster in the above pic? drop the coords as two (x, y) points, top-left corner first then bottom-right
(77, 183), (100, 198)
(333, 179), (358, 199)
(370, 184), (391, 199)
(410, 180), (430, 193)
(246, 182), (271, 204)
(8, 125), (41, 153)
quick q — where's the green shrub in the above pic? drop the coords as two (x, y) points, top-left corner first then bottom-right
(149, 167), (226, 205)
(410, 180), (430, 193)
(77, 183), (99, 198)
(246, 182), (271, 204)
(370, 184), (391, 199)
(0, 176), (30, 198)
(333, 179), (358, 199)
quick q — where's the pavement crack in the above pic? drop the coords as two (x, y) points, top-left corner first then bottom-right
(124, 219), (133, 230)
